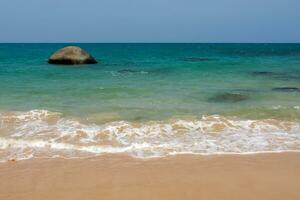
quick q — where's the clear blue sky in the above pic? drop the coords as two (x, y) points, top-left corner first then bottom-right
(0, 0), (299, 43)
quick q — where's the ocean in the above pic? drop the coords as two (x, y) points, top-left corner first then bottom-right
(0, 43), (300, 161)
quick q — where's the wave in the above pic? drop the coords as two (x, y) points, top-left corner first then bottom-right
(1, 110), (300, 162)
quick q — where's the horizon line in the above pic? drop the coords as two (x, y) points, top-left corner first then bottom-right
(1, 42), (300, 44)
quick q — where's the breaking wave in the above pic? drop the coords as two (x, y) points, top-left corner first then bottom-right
(1, 110), (300, 162)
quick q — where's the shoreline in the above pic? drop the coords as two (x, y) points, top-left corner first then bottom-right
(1, 152), (300, 200)
(1, 109), (300, 162)
(3, 149), (300, 163)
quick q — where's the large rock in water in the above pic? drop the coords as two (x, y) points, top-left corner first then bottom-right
(48, 46), (97, 65)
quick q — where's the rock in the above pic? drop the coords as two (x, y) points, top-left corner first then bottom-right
(272, 87), (300, 92)
(252, 71), (275, 76)
(210, 93), (248, 103)
(48, 46), (97, 65)
(252, 71), (300, 81)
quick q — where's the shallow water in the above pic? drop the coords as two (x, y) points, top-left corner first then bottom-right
(0, 43), (300, 161)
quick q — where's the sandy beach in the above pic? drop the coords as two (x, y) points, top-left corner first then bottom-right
(1, 152), (300, 200)
(1, 0), (300, 199)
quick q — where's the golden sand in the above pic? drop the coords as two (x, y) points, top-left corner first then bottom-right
(1, 153), (300, 200)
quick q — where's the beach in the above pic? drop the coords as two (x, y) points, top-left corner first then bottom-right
(1, 0), (300, 198)
(1, 152), (300, 200)
(0, 43), (300, 199)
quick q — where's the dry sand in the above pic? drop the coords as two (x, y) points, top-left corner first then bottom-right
(1, 153), (300, 200)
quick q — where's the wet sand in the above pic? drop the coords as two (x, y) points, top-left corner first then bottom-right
(1, 153), (300, 200)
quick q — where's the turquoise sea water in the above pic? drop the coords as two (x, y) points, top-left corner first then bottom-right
(1, 43), (300, 122)
(0, 43), (300, 160)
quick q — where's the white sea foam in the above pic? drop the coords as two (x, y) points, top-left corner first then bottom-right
(1, 110), (300, 162)
(271, 105), (300, 110)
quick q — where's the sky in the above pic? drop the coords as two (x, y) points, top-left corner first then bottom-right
(0, 0), (299, 43)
